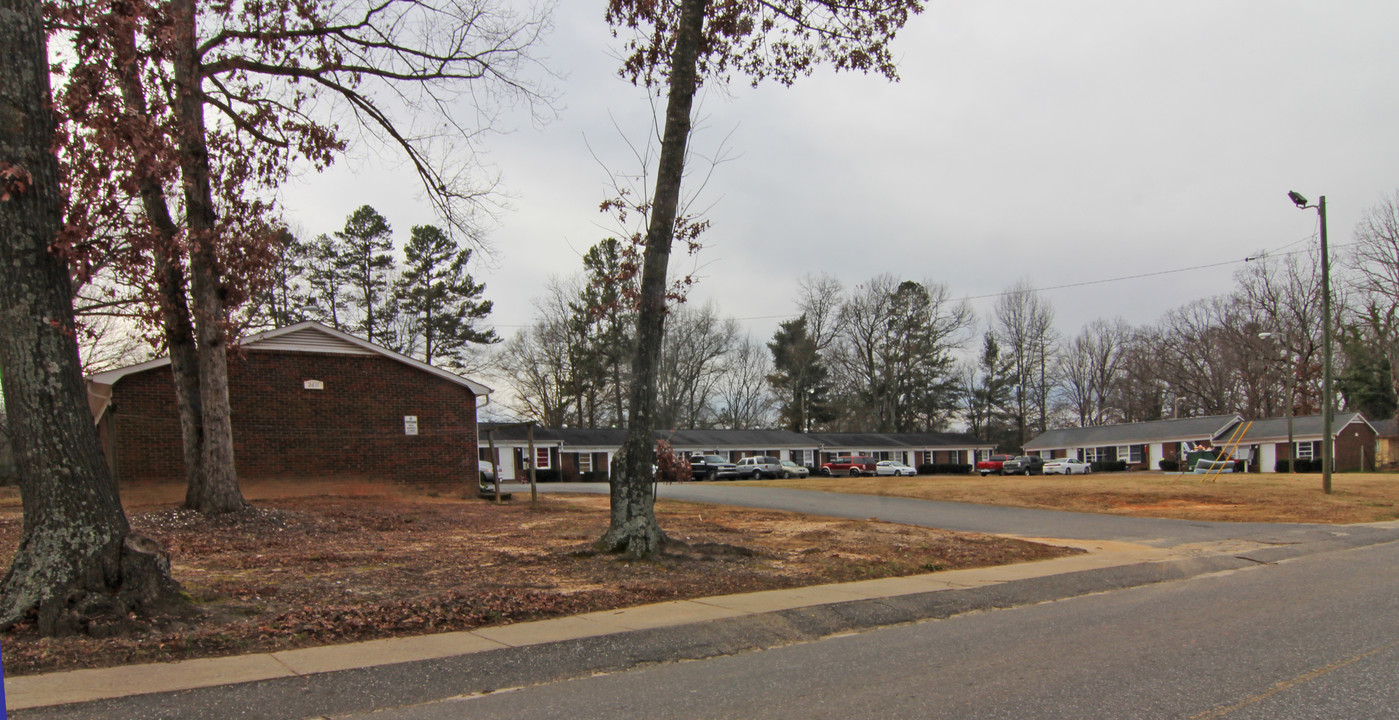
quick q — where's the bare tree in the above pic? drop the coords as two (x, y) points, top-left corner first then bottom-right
(492, 279), (579, 427)
(830, 275), (971, 432)
(656, 302), (739, 428)
(1235, 252), (1326, 415)
(55, 0), (551, 514)
(797, 273), (846, 351)
(994, 280), (1058, 447)
(599, 0), (922, 556)
(1349, 192), (1399, 402)
(714, 335), (775, 429)
(1057, 318), (1131, 427)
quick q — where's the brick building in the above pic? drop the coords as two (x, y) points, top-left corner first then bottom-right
(87, 321), (490, 486)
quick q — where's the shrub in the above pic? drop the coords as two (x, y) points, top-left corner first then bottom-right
(1092, 460), (1128, 472)
(1277, 458), (1319, 473)
(579, 470), (609, 483)
(917, 463), (973, 475)
(1159, 459), (1179, 472)
(531, 469), (562, 483)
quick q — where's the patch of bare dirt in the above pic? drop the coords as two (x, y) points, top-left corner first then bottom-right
(0, 486), (1077, 676)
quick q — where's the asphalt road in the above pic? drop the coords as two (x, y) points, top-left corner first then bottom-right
(346, 537), (1399, 720)
(535, 481), (1374, 548)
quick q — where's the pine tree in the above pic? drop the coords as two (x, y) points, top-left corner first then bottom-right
(768, 316), (833, 432)
(396, 224), (498, 367)
(570, 238), (637, 426)
(334, 206), (395, 344)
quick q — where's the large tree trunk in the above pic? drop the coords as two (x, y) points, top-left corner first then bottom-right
(111, 21), (207, 493)
(596, 0), (707, 558)
(0, 0), (182, 633)
(172, 0), (247, 514)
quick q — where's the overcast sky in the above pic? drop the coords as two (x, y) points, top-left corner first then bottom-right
(279, 0), (1399, 347)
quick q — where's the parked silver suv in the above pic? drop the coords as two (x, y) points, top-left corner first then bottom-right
(736, 455), (784, 480)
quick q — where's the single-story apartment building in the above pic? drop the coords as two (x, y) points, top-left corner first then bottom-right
(88, 321), (490, 486)
(477, 425), (993, 481)
(1023, 415), (1244, 471)
(1024, 413), (1379, 473)
(1227, 413), (1378, 472)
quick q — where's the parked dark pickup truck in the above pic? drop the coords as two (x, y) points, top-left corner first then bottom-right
(1000, 455), (1045, 476)
(689, 454), (739, 481)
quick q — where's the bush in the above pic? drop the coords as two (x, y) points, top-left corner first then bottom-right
(1159, 459), (1179, 472)
(579, 470), (609, 483)
(1276, 458), (1320, 473)
(530, 469), (562, 483)
(917, 463), (973, 475)
(1091, 460), (1128, 472)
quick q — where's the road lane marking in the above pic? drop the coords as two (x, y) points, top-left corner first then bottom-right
(1190, 638), (1399, 719)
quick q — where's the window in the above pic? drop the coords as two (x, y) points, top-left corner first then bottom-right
(1083, 447), (1099, 462)
(1295, 441), (1314, 460)
(535, 447), (551, 469)
(578, 453), (592, 473)
(1040, 450), (1054, 460)
(1118, 445), (1142, 463)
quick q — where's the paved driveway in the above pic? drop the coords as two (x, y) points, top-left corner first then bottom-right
(531, 482), (1386, 548)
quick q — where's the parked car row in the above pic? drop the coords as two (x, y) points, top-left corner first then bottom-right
(686, 455), (922, 480)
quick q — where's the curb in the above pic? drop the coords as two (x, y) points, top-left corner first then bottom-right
(12, 527), (1399, 719)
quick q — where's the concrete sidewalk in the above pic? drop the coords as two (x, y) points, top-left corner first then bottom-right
(7, 537), (1179, 712)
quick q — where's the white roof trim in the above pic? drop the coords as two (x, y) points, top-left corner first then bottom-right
(86, 320), (492, 397)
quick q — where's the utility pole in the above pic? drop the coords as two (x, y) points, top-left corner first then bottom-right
(1288, 191), (1333, 493)
(1319, 196), (1333, 494)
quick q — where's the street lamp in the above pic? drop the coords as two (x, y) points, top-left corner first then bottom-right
(1258, 332), (1297, 473)
(1286, 191), (1333, 494)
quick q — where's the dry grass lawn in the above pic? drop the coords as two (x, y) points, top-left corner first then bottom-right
(735, 471), (1399, 524)
(0, 480), (1074, 676)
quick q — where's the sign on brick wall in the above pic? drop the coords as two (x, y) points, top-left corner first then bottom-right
(404, 416), (418, 436)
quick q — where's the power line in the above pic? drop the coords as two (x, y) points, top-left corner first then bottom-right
(495, 236), (1354, 329)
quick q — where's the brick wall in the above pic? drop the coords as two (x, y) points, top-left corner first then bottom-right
(103, 350), (479, 486)
(1335, 422), (1377, 472)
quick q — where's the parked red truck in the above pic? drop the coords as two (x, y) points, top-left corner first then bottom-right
(976, 454), (1015, 476)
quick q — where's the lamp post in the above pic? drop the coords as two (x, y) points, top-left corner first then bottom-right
(1287, 191), (1333, 493)
(1258, 332), (1297, 473)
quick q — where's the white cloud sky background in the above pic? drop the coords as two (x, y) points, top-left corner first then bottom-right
(279, 0), (1399, 347)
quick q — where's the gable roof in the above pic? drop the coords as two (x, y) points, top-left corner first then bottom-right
(1221, 413), (1374, 443)
(1373, 418), (1398, 438)
(477, 425), (991, 450)
(805, 431), (993, 449)
(88, 321), (491, 422)
(1024, 414), (1243, 451)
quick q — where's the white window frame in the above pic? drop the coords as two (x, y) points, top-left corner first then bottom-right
(1294, 441), (1314, 459)
(535, 447), (551, 469)
(578, 453), (592, 473)
(1118, 445), (1142, 463)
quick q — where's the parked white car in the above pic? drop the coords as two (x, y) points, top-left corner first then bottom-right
(874, 461), (917, 477)
(1043, 458), (1092, 475)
